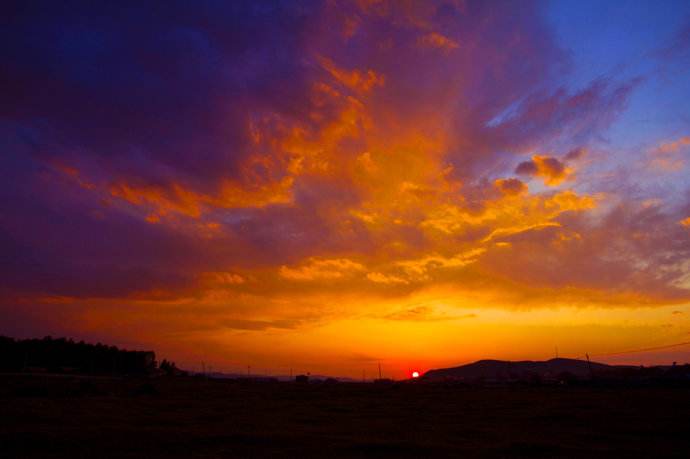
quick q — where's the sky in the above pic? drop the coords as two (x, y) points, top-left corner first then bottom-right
(2, 0), (690, 379)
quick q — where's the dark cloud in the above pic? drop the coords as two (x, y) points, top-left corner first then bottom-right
(515, 155), (568, 185)
(515, 160), (539, 176)
(1, 0), (320, 189)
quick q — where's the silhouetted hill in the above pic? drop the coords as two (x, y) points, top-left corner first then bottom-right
(423, 358), (619, 382)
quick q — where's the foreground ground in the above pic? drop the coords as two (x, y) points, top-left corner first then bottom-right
(2, 375), (690, 458)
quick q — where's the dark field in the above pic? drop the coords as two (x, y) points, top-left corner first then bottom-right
(2, 375), (690, 458)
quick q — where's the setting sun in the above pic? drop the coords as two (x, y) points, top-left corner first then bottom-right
(412, 371), (420, 379)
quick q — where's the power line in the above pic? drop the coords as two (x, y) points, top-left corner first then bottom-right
(592, 341), (690, 357)
(575, 340), (690, 360)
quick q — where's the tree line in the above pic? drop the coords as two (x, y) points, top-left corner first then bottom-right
(0, 335), (182, 376)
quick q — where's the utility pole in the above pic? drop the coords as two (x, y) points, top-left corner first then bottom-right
(247, 365), (251, 378)
(378, 362), (382, 379)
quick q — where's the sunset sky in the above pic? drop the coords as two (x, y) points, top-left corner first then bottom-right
(3, 0), (690, 378)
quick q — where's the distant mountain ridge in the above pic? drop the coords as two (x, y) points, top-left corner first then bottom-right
(423, 358), (625, 382)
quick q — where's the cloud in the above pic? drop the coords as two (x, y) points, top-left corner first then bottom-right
(476, 199), (690, 305)
(515, 155), (571, 185)
(481, 222), (562, 244)
(108, 176), (294, 221)
(2, 0), (688, 371)
(367, 249), (487, 285)
(420, 189), (596, 238)
(494, 178), (528, 196)
(649, 136), (690, 171)
(318, 56), (385, 93)
(656, 136), (690, 154)
(280, 258), (366, 281)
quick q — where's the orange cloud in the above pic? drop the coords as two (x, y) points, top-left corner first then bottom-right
(515, 155), (572, 185)
(318, 56), (385, 93)
(367, 248), (486, 285)
(366, 271), (408, 284)
(655, 136), (690, 154)
(280, 258), (366, 281)
(110, 182), (202, 219)
(109, 176), (293, 222)
(420, 189), (596, 237)
(650, 136), (690, 171)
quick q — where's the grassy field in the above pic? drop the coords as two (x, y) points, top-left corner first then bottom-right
(2, 375), (690, 458)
